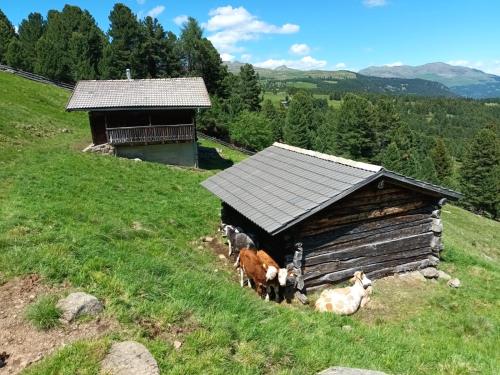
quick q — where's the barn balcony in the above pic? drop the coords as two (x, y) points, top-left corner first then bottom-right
(106, 124), (195, 146)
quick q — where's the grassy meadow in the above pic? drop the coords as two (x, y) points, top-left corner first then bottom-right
(0, 71), (499, 374)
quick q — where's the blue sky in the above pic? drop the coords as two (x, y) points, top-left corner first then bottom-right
(2, 0), (500, 74)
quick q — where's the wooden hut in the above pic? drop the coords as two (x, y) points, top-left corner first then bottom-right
(66, 75), (211, 166)
(202, 143), (461, 293)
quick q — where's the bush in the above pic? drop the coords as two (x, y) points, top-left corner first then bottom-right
(25, 295), (61, 330)
(229, 110), (273, 151)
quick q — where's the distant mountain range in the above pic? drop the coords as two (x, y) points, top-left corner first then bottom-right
(225, 61), (500, 99)
(359, 62), (500, 98)
(225, 61), (456, 97)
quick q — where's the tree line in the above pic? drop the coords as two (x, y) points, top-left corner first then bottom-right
(0, 4), (227, 97)
(0, 5), (497, 218)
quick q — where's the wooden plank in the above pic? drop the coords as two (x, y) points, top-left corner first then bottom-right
(301, 201), (431, 232)
(318, 197), (430, 218)
(304, 256), (432, 287)
(298, 206), (434, 237)
(301, 219), (433, 254)
(303, 246), (433, 280)
(303, 232), (434, 267)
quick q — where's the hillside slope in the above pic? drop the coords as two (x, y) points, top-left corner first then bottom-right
(0, 71), (499, 374)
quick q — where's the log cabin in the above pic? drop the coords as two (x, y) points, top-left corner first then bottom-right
(202, 143), (462, 295)
(66, 73), (211, 166)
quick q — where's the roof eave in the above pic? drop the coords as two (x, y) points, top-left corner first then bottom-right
(381, 170), (463, 200)
(65, 105), (212, 112)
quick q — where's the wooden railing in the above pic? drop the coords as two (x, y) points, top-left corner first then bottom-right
(106, 124), (195, 145)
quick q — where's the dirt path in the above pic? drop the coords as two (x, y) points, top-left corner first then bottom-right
(0, 275), (116, 374)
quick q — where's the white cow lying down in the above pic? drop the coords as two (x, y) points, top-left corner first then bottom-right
(315, 271), (372, 315)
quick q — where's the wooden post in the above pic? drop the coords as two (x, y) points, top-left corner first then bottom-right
(292, 242), (308, 304)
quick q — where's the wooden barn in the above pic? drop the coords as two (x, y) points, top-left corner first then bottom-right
(66, 75), (211, 166)
(202, 143), (461, 293)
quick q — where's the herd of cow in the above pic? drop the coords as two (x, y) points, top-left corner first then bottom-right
(222, 224), (289, 301)
(221, 224), (374, 315)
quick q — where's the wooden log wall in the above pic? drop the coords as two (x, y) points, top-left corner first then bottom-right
(282, 180), (444, 291)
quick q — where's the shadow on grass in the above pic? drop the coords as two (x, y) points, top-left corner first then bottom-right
(198, 145), (234, 170)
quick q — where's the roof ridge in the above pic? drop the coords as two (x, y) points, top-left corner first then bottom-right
(75, 77), (204, 83)
(273, 142), (382, 173)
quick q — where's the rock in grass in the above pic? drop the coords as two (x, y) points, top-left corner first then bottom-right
(317, 367), (388, 375)
(437, 270), (452, 281)
(448, 278), (461, 288)
(56, 292), (103, 323)
(398, 270), (426, 282)
(420, 267), (439, 279)
(101, 341), (159, 375)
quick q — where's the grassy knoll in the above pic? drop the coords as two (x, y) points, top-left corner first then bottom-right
(0, 71), (499, 374)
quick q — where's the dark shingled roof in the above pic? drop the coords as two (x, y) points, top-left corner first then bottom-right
(202, 143), (461, 235)
(66, 77), (211, 111)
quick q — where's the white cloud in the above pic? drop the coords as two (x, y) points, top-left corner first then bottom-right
(363, 0), (388, 7)
(147, 5), (165, 18)
(14, 25), (19, 34)
(240, 54), (252, 62)
(289, 43), (310, 55)
(335, 62), (347, 69)
(385, 61), (403, 67)
(447, 59), (500, 75)
(220, 53), (235, 62)
(173, 15), (189, 26)
(255, 55), (327, 70)
(205, 6), (299, 53)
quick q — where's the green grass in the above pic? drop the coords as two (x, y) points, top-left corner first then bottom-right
(286, 81), (317, 89)
(263, 91), (342, 108)
(25, 295), (62, 330)
(0, 71), (499, 374)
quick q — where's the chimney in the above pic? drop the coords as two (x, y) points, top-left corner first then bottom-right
(126, 68), (132, 80)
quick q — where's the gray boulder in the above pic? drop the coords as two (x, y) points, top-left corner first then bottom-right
(56, 292), (103, 323)
(317, 367), (388, 375)
(448, 278), (461, 288)
(420, 267), (439, 279)
(437, 270), (452, 281)
(101, 341), (159, 375)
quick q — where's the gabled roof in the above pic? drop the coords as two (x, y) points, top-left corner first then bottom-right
(66, 77), (211, 111)
(202, 142), (461, 235)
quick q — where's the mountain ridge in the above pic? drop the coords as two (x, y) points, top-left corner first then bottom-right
(225, 61), (500, 98)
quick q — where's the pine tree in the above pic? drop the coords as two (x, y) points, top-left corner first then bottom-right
(36, 6), (105, 81)
(179, 17), (228, 96)
(313, 108), (338, 154)
(418, 156), (439, 184)
(381, 142), (403, 172)
(261, 99), (284, 141)
(17, 12), (46, 71)
(336, 94), (377, 160)
(284, 91), (315, 148)
(461, 127), (500, 218)
(0, 9), (15, 63)
(431, 138), (452, 182)
(35, 10), (71, 81)
(100, 4), (142, 79)
(5, 38), (23, 68)
(238, 64), (261, 111)
(374, 99), (401, 159)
